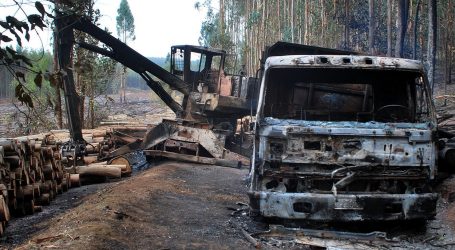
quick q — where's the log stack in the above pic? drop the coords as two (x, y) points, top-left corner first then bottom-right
(0, 125), (148, 236)
(0, 135), (70, 234)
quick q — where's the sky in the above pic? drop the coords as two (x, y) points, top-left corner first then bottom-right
(0, 0), (213, 57)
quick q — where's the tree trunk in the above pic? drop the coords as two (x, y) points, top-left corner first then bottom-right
(344, 0), (350, 49)
(119, 18), (127, 103)
(447, 0), (453, 91)
(53, 1), (63, 129)
(89, 78), (95, 128)
(304, 0), (309, 44)
(387, 0), (393, 56)
(121, 66), (127, 103)
(79, 74), (85, 129)
(320, 0), (326, 47)
(395, 0), (409, 58)
(263, 0), (267, 47)
(53, 42), (63, 129)
(427, 0), (437, 92)
(290, 0), (294, 43)
(220, 0), (225, 39)
(413, 0), (421, 60)
(277, 0), (281, 40)
(443, 29), (450, 105)
(368, 0), (375, 54)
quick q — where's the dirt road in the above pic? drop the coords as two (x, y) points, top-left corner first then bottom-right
(2, 161), (455, 249)
(8, 162), (256, 249)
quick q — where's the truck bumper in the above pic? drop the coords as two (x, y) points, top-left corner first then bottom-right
(248, 191), (438, 221)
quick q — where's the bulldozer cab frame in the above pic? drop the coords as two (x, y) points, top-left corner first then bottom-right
(171, 45), (226, 94)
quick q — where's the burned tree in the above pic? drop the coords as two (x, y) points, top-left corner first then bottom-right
(395, 0), (409, 58)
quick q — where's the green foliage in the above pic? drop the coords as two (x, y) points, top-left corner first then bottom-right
(116, 0), (135, 41)
(282, 26), (293, 42)
(198, 1), (233, 49)
(8, 49), (59, 134)
(246, 11), (260, 28)
(200, 13), (233, 48)
(163, 53), (171, 71)
(197, 0), (239, 73)
(87, 54), (117, 96)
(12, 49), (53, 110)
(0, 1), (50, 108)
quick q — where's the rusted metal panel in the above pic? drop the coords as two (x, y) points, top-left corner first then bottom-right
(190, 92), (255, 116)
(164, 139), (199, 152)
(219, 74), (232, 96)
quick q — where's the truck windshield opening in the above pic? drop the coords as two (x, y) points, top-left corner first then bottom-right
(263, 67), (428, 122)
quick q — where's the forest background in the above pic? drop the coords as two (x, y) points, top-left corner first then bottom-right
(0, 0), (451, 135)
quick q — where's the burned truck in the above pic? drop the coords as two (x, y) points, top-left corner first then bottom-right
(248, 42), (439, 221)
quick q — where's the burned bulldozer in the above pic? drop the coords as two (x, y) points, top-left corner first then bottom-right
(248, 42), (440, 222)
(55, 13), (257, 167)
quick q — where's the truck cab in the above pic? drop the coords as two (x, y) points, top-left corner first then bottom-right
(249, 50), (439, 221)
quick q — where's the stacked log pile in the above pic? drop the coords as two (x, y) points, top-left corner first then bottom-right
(0, 135), (69, 234)
(0, 124), (148, 236)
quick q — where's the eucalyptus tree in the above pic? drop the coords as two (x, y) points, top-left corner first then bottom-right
(116, 0), (135, 103)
